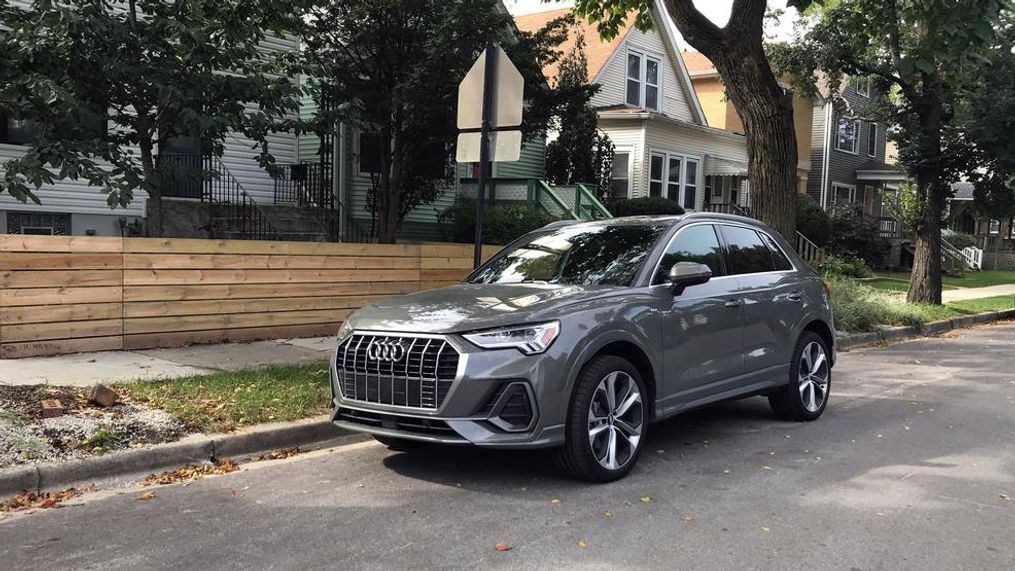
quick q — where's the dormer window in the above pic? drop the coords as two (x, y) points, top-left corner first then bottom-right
(626, 50), (661, 111)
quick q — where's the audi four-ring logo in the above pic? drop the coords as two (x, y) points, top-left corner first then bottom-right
(367, 339), (407, 362)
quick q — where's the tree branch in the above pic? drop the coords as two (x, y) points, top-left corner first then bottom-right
(664, 0), (724, 54)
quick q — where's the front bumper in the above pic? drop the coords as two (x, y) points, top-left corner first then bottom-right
(329, 332), (567, 449)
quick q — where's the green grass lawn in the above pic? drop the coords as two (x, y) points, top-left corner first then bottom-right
(874, 271), (1015, 290)
(120, 362), (331, 434)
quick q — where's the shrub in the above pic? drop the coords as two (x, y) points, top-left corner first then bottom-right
(607, 196), (685, 217)
(439, 196), (558, 245)
(826, 276), (927, 333)
(796, 193), (831, 246)
(818, 254), (873, 279)
(943, 230), (976, 250)
(827, 204), (890, 268)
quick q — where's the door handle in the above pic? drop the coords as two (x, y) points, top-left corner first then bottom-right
(724, 298), (742, 308)
(786, 291), (803, 302)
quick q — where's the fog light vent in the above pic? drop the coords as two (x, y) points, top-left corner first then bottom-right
(488, 382), (535, 432)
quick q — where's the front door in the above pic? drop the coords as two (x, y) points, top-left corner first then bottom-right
(652, 224), (745, 412)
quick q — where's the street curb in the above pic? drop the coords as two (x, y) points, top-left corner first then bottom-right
(0, 416), (348, 497)
(838, 308), (1015, 350)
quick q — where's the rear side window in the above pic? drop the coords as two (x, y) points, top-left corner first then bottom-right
(760, 232), (794, 271)
(719, 225), (775, 275)
(653, 224), (724, 284)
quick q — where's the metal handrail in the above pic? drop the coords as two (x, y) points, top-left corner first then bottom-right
(204, 155), (280, 241)
(272, 162), (373, 243)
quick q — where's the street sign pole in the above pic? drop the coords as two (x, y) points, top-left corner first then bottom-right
(473, 35), (497, 269)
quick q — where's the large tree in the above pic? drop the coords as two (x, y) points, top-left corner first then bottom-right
(0, 0), (303, 237)
(571, 0), (815, 240)
(775, 0), (1008, 303)
(303, 0), (572, 243)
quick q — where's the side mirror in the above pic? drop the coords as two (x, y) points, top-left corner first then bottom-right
(668, 262), (712, 295)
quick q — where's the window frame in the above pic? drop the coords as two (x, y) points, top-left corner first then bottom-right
(650, 222), (727, 286)
(0, 112), (34, 146)
(866, 122), (878, 157)
(625, 49), (662, 111)
(856, 76), (871, 98)
(830, 182), (857, 207)
(647, 148), (701, 209)
(357, 131), (384, 176)
(717, 224), (777, 276)
(835, 118), (860, 154)
(610, 149), (633, 199)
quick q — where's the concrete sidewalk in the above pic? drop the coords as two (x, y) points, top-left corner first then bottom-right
(941, 283), (1015, 303)
(0, 337), (334, 387)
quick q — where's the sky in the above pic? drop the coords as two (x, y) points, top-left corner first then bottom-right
(505, 1), (800, 47)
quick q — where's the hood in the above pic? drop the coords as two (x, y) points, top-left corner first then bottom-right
(345, 283), (619, 334)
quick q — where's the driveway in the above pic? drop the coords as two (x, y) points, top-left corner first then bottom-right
(2, 323), (1014, 569)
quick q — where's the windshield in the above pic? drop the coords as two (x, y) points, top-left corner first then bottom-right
(468, 223), (670, 287)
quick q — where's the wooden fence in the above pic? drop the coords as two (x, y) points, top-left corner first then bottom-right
(0, 235), (496, 358)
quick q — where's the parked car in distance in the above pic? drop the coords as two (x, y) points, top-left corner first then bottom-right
(330, 214), (835, 481)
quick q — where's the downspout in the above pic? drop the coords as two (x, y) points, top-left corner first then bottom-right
(335, 122), (347, 236)
(820, 102), (833, 209)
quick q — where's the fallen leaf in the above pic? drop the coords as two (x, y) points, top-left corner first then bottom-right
(550, 498), (560, 504)
(1, 487), (84, 513)
(256, 448), (302, 461)
(138, 459), (240, 487)
(577, 540), (587, 549)
(494, 543), (512, 552)
(761, 527), (770, 533)
(762, 465), (773, 471)
(722, 469), (731, 475)
(682, 515), (694, 524)
(655, 449), (665, 455)
(603, 511), (613, 518)
(640, 496), (653, 503)
(137, 491), (156, 501)
(1001, 493), (1011, 501)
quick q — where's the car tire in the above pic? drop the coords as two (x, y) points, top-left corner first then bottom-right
(373, 435), (428, 452)
(769, 331), (831, 421)
(554, 355), (648, 483)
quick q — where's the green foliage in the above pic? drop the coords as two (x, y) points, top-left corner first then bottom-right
(543, 34), (615, 198)
(942, 230), (976, 250)
(818, 255), (873, 279)
(0, 0), (304, 233)
(302, 0), (573, 242)
(77, 427), (119, 455)
(882, 182), (924, 233)
(606, 197), (685, 217)
(827, 205), (890, 269)
(439, 196), (558, 245)
(796, 193), (831, 246)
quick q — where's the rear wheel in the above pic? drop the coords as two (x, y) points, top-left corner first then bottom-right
(769, 331), (830, 421)
(554, 355), (648, 482)
(373, 435), (429, 452)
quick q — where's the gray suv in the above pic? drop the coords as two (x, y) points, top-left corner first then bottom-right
(330, 214), (835, 481)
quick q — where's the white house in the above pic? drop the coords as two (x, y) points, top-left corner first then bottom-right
(514, 0), (749, 212)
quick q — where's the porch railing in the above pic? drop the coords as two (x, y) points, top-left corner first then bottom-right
(271, 162), (373, 243)
(204, 155), (280, 241)
(705, 202), (751, 218)
(878, 216), (902, 239)
(796, 231), (827, 267)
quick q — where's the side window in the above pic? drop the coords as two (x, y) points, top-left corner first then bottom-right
(760, 232), (793, 271)
(720, 225), (775, 275)
(653, 224), (724, 284)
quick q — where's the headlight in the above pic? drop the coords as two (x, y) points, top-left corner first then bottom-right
(337, 320), (353, 339)
(463, 321), (560, 355)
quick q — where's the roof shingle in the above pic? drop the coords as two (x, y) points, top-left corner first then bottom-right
(514, 8), (635, 84)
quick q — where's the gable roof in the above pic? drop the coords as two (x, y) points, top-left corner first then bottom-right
(513, 1), (706, 125)
(513, 7), (635, 85)
(681, 51), (717, 77)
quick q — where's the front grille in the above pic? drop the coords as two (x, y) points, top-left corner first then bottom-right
(335, 334), (460, 409)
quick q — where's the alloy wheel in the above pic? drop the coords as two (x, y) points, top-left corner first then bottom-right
(798, 341), (829, 412)
(587, 371), (644, 470)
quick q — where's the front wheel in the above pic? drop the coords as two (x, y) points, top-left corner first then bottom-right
(769, 331), (831, 421)
(554, 355), (648, 482)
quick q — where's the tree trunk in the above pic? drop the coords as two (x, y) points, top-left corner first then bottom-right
(906, 79), (945, 304)
(665, 0), (797, 240)
(139, 140), (163, 238)
(375, 127), (399, 244)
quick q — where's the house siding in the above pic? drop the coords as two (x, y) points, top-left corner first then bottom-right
(643, 120), (747, 209)
(598, 118), (647, 198)
(591, 23), (695, 122)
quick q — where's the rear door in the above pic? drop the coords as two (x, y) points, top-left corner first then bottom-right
(717, 224), (804, 381)
(653, 224), (745, 409)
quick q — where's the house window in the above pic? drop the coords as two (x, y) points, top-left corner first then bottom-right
(989, 219), (1001, 234)
(856, 76), (871, 97)
(358, 132), (383, 175)
(867, 122), (878, 157)
(0, 112), (34, 145)
(610, 151), (631, 199)
(6, 212), (71, 235)
(831, 183), (856, 207)
(649, 153), (664, 197)
(650, 150), (699, 208)
(835, 118), (860, 154)
(626, 51), (661, 110)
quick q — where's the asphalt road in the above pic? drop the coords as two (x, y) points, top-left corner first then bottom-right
(3, 323), (1015, 570)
